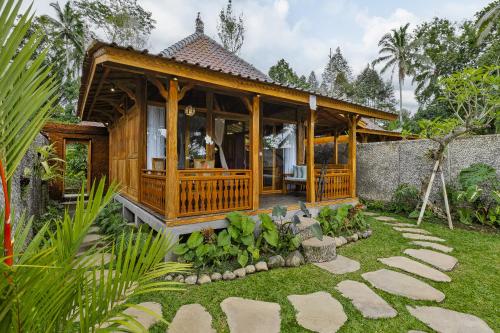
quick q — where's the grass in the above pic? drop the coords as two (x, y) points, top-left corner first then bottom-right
(141, 213), (500, 332)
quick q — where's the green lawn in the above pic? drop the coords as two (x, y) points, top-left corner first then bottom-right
(141, 213), (500, 332)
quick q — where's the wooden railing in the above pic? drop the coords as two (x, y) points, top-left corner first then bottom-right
(316, 169), (351, 201)
(140, 170), (166, 214)
(178, 169), (251, 217)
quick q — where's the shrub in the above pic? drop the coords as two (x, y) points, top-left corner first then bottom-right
(390, 183), (420, 214)
(317, 204), (369, 236)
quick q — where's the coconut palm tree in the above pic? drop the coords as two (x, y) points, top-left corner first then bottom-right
(372, 23), (416, 123)
(475, 1), (500, 44)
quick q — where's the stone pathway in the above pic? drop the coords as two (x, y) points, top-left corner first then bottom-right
(402, 233), (446, 242)
(168, 304), (215, 333)
(387, 222), (418, 227)
(374, 216), (397, 221)
(335, 280), (397, 319)
(363, 212), (379, 216)
(393, 227), (431, 234)
(378, 256), (451, 282)
(221, 297), (281, 333)
(410, 241), (454, 253)
(404, 249), (458, 271)
(314, 255), (360, 274)
(288, 292), (347, 333)
(362, 269), (445, 302)
(100, 302), (162, 330)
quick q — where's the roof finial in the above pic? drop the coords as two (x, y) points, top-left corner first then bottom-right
(195, 12), (204, 34)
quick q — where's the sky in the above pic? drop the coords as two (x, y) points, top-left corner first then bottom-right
(29, 0), (490, 112)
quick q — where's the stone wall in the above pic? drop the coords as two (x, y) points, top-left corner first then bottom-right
(356, 134), (500, 203)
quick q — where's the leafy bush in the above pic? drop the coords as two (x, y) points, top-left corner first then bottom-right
(390, 183), (420, 214)
(317, 204), (369, 236)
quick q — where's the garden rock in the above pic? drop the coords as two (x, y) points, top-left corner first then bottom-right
(302, 236), (336, 263)
(168, 303), (216, 333)
(296, 216), (321, 241)
(314, 255), (360, 274)
(362, 269), (445, 302)
(404, 249), (458, 271)
(234, 268), (246, 278)
(335, 280), (397, 319)
(346, 233), (358, 242)
(287, 291), (347, 333)
(361, 230), (372, 238)
(379, 256), (451, 282)
(245, 265), (256, 274)
(402, 233), (446, 242)
(407, 305), (494, 333)
(393, 227), (431, 234)
(174, 275), (184, 283)
(334, 236), (347, 247)
(197, 274), (211, 285)
(210, 272), (222, 281)
(223, 271), (236, 280)
(255, 261), (268, 271)
(221, 297), (281, 333)
(185, 275), (197, 285)
(268, 255), (285, 268)
(410, 241), (453, 253)
(285, 250), (305, 267)
(164, 274), (173, 281)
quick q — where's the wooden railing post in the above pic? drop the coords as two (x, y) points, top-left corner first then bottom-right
(306, 108), (315, 203)
(250, 95), (260, 210)
(348, 115), (357, 198)
(165, 79), (179, 219)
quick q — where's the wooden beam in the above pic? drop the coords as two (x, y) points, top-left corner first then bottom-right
(250, 95), (260, 210)
(147, 76), (168, 100)
(178, 83), (194, 101)
(240, 96), (252, 113)
(348, 115), (358, 198)
(114, 81), (137, 102)
(165, 79), (179, 219)
(87, 67), (110, 119)
(306, 109), (316, 203)
(101, 98), (125, 115)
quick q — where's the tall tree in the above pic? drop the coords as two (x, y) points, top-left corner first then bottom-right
(372, 23), (417, 122)
(353, 65), (396, 110)
(321, 47), (352, 98)
(307, 71), (319, 91)
(217, 0), (245, 54)
(268, 59), (309, 89)
(475, 0), (500, 44)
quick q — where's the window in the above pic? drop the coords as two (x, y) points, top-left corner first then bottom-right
(146, 105), (166, 170)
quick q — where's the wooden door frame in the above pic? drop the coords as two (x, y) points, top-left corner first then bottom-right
(63, 138), (92, 195)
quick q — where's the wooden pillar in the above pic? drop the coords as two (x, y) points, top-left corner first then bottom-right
(348, 115), (357, 198)
(306, 109), (315, 203)
(165, 79), (179, 219)
(137, 77), (147, 202)
(333, 132), (339, 165)
(206, 91), (214, 160)
(297, 117), (305, 165)
(250, 95), (260, 210)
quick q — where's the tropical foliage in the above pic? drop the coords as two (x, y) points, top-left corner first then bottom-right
(317, 204), (369, 237)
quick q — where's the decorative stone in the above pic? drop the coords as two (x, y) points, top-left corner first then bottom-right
(375, 216), (397, 221)
(335, 280), (397, 319)
(410, 241), (454, 253)
(314, 255), (360, 274)
(184, 275), (197, 285)
(285, 250), (305, 267)
(164, 274), (173, 281)
(296, 216), (321, 241)
(244, 265), (256, 274)
(402, 233), (446, 242)
(287, 291), (347, 333)
(255, 261), (268, 271)
(234, 268), (246, 278)
(268, 255), (285, 268)
(168, 304), (215, 333)
(361, 230), (372, 238)
(223, 271), (236, 280)
(393, 227), (431, 234)
(378, 256), (451, 282)
(404, 249), (458, 271)
(407, 305), (494, 333)
(197, 274), (211, 285)
(347, 233), (359, 242)
(210, 272), (222, 281)
(174, 275), (184, 283)
(302, 235), (336, 263)
(221, 297), (281, 333)
(362, 269), (445, 302)
(334, 236), (347, 247)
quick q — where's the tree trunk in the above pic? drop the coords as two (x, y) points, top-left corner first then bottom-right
(398, 75), (403, 124)
(439, 166), (454, 229)
(417, 159), (440, 226)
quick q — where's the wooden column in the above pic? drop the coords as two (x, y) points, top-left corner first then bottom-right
(165, 79), (179, 219)
(306, 109), (315, 203)
(348, 115), (358, 198)
(137, 77), (147, 202)
(250, 95), (260, 210)
(206, 91), (214, 160)
(333, 132), (339, 165)
(297, 118), (305, 165)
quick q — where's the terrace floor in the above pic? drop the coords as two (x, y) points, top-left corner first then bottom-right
(259, 193), (307, 210)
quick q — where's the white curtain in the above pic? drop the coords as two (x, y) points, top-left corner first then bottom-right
(147, 105), (166, 169)
(214, 118), (228, 169)
(282, 124), (297, 174)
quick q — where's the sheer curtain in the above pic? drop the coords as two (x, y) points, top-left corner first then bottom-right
(214, 118), (228, 169)
(146, 105), (166, 169)
(282, 124), (297, 174)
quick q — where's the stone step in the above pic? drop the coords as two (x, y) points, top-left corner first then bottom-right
(374, 216), (397, 222)
(301, 236), (336, 263)
(168, 304), (215, 333)
(393, 227), (431, 235)
(88, 226), (100, 234)
(314, 255), (360, 274)
(410, 241), (454, 253)
(296, 216), (321, 241)
(407, 306), (494, 333)
(386, 222), (418, 227)
(75, 253), (114, 268)
(402, 233), (446, 242)
(362, 269), (445, 302)
(288, 292), (347, 332)
(378, 256), (451, 282)
(335, 280), (397, 319)
(80, 233), (104, 251)
(404, 249), (458, 272)
(221, 297), (280, 333)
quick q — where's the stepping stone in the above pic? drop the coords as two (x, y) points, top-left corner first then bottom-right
(88, 226), (100, 233)
(393, 227), (431, 235)
(387, 222), (418, 227)
(221, 297), (280, 333)
(335, 280), (397, 319)
(81, 233), (103, 248)
(402, 233), (446, 242)
(407, 305), (494, 333)
(301, 236), (336, 263)
(168, 304), (215, 333)
(362, 269), (445, 302)
(408, 331), (427, 333)
(121, 302), (162, 330)
(375, 216), (397, 221)
(404, 249), (458, 271)
(314, 255), (360, 274)
(76, 253), (114, 268)
(378, 256), (451, 282)
(410, 241), (453, 253)
(288, 291), (347, 333)
(364, 212), (379, 216)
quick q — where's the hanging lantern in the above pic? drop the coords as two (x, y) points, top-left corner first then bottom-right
(185, 105), (196, 117)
